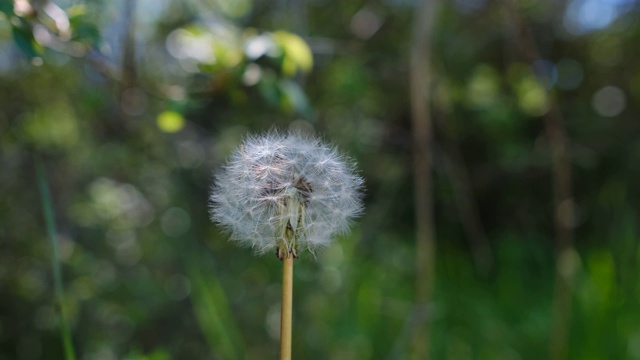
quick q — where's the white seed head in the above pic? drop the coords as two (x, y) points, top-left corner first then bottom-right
(209, 130), (364, 256)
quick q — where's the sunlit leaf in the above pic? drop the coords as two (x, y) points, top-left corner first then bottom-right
(273, 31), (313, 76)
(156, 111), (185, 133)
(168, 24), (242, 70)
(214, 41), (243, 68)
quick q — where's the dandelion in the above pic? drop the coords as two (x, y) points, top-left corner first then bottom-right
(209, 130), (364, 258)
(209, 130), (364, 359)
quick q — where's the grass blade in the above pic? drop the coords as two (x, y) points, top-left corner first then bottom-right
(36, 157), (77, 360)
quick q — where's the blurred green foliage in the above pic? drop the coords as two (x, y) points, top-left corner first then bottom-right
(1, 0), (639, 359)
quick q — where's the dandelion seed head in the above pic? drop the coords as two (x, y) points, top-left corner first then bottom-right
(209, 130), (364, 256)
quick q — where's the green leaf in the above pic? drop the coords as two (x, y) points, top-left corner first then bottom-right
(68, 8), (100, 46)
(0, 0), (13, 16)
(257, 71), (280, 107)
(273, 31), (313, 76)
(12, 22), (38, 59)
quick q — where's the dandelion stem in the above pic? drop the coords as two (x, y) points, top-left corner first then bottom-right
(280, 255), (294, 360)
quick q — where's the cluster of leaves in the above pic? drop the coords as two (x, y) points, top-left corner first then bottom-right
(2, 1), (98, 60)
(162, 23), (314, 118)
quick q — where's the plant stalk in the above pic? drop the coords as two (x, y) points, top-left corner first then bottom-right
(280, 255), (294, 360)
(36, 158), (77, 360)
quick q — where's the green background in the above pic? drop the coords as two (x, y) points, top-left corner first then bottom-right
(1, 0), (639, 359)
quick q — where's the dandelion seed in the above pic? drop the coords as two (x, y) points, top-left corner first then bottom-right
(209, 130), (364, 258)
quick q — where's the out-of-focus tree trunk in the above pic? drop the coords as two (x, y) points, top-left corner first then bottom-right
(504, 3), (576, 359)
(409, 0), (440, 358)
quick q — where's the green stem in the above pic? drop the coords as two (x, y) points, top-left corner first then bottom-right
(36, 157), (77, 360)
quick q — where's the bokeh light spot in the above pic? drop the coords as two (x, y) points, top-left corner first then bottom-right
(20, 101), (79, 150)
(520, 83), (549, 116)
(592, 86), (626, 117)
(71, 276), (97, 300)
(266, 302), (281, 340)
(93, 260), (116, 286)
(161, 207), (191, 237)
(245, 35), (276, 59)
(466, 65), (500, 109)
(89, 178), (155, 228)
(242, 63), (262, 86)
(320, 266), (342, 293)
(157, 111), (185, 133)
(563, 0), (624, 35)
(350, 7), (383, 40)
(116, 241), (142, 266)
(176, 140), (205, 169)
(166, 28), (215, 63)
(508, 64), (550, 117)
